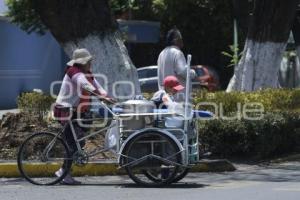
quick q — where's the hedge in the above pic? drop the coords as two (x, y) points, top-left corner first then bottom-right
(17, 92), (55, 120)
(193, 89), (300, 114)
(17, 89), (300, 159)
(198, 111), (300, 159)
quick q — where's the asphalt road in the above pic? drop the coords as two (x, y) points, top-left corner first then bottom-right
(1, 162), (300, 200)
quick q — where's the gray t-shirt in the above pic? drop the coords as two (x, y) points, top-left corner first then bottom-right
(157, 46), (187, 89)
(157, 46), (196, 102)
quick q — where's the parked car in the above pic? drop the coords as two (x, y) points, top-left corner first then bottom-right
(137, 65), (219, 93)
(191, 65), (219, 91)
(137, 66), (159, 93)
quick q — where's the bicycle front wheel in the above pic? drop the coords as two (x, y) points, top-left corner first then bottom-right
(17, 132), (72, 185)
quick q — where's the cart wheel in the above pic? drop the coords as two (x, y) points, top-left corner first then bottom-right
(144, 167), (190, 183)
(124, 131), (181, 187)
(171, 167), (190, 183)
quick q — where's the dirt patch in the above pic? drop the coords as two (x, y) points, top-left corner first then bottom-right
(0, 112), (44, 159)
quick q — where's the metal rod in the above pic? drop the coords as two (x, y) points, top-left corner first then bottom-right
(78, 125), (112, 141)
(184, 54), (192, 123)
(184, 54), (192, 165)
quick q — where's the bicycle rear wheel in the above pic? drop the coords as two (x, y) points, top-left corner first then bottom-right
(17, 132), (72, 185)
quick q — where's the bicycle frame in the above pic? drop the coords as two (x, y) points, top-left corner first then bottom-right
(64, 109), (186, 162)
(67, 118), (118, 159)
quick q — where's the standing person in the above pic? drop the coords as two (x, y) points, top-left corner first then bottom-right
(157, 27), (196, 102)
(54, 48), (114, 185)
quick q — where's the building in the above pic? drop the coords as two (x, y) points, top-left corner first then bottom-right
(0, 1), (67, 109)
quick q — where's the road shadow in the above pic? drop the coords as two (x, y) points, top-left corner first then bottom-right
(1, 177), (208, 188)
(71, 182), (208, 188)
(121, 182), (208, 189)
(0, 178), (24, 184)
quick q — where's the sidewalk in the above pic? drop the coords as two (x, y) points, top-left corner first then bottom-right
(0, 159), (236, 178)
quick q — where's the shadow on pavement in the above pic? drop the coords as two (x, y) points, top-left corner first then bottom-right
(120, 182), (208, 189)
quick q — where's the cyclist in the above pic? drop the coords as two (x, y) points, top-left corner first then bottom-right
(54, 48), (114, 185)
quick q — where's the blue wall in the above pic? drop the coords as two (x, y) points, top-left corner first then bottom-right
(0, 19), (67, 109)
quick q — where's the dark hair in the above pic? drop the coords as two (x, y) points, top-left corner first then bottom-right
(166, 27), (182, 46)
(74, 63), (84, 68)
(64, 63), (83, 75)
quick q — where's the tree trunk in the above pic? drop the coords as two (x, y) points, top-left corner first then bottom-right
(293, 10), (300, 70)
(34, 0), (140, 98)
(227, 0), (299, 92)
(287, 9), (300, 88)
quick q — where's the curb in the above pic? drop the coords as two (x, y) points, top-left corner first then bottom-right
(0, 160), (236, 178)
(270, 154), (300, 163)
(191, 159), (236, 172)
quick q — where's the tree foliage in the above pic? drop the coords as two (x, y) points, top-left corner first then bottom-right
(7, 0), (234, 66)
(110, 0), (166, 19)
(5, 0), (46, 34)
(160, 0), (234, 66)
(6, 0), (236, 87)
(114, 0), (235, 86)
(6, 0), (116, 41)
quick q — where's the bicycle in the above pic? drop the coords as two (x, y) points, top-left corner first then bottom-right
(17, 54), (212, 186)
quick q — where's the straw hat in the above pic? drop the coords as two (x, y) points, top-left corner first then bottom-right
(67, 48), (93, 66)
